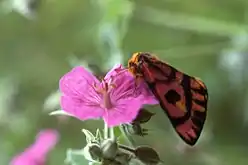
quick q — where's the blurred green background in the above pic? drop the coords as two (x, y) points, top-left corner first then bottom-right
(0, 0), (248, 164)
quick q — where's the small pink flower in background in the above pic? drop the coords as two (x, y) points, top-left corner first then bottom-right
(10, 129), (59, 165)
(59, 64), (158, 127)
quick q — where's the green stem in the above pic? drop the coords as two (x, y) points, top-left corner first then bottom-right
(104, 122), (108, 139)
(110, 127), (114, 139)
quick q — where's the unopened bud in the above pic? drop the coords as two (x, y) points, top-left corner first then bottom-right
(100, 138), (118, 159)
(134, 146), (161, 165)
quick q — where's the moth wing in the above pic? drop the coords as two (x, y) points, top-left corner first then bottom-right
(141, 61), (208, 146)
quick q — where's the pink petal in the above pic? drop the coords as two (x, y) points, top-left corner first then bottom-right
(60, 66), (102, 107)
(104, 64), (133, 94)
(108, 71), (138, 100)
(104, 64), (124, 80)
(109, 70), (158, 105)
(59, 66), (100, 98)
(61, 96), (104, 120)
(105, 65), (158, 105)
(137, 81), (159, 105)
(103, 98), (142, 127)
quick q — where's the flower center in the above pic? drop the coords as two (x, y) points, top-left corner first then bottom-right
(94, 79), (116, 109)
(101, 82), (112, 109)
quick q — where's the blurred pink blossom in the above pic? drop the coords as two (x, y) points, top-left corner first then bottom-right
(59, 64), (158, 127)
(10, 129), (59, 165)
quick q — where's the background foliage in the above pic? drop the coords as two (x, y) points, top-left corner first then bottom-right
(0, 0), (248, 164)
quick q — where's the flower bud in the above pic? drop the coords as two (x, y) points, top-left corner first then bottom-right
(100, 138), (118, 159)
(134, 146), (161, 165)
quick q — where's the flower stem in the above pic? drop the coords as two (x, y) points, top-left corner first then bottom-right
(104, 123), (115, 140)
(110, 127), (114, 139)
(104, 122), (108, 139)
(105, 123), (135, 148)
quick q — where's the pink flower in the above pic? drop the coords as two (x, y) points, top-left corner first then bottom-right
(59, 64), (158, 127)
(10, 129), (59, 165)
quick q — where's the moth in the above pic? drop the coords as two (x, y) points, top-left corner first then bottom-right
(127, 52), (208, 146)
